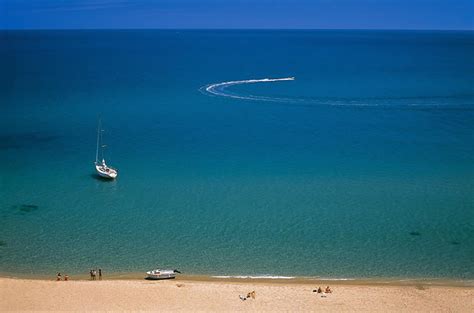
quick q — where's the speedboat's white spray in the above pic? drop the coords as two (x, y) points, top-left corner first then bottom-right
(202, 77), (295, 102)
(200, 76), (450, 107)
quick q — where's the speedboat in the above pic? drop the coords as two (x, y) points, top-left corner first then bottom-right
(146, 269), (181, 280)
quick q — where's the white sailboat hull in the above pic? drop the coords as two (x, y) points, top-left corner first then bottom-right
(95, 163), (117, 179)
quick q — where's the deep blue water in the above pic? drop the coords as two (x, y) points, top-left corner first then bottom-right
(0, 30), (473, 279)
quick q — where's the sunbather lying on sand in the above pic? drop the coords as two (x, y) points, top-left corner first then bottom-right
(247, 291), (256, 299)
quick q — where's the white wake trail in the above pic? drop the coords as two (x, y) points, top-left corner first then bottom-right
(200, 77), (453, 107)
(203, 77), (295, 101)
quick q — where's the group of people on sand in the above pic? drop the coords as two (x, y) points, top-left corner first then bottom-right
(56, 269), (103, 281)
(90, 268), (102, 280)
(56, 273), (69, 281)
(313, 286), (332, 296)
(239, 290), (256, 301)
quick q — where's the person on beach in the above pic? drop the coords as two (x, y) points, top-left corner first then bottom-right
(64, 274), (69, 281)
(90, 270), (93, 280)
(325, 286), (332, 293)
(56, 273), (62, 281)
(99, 268), (102, 280)
(92, 269), (97, 280)
(317, 287), (322, 293)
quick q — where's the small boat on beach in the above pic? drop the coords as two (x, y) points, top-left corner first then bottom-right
(95, 118), (118, 179)
(146, 269), (181, 280)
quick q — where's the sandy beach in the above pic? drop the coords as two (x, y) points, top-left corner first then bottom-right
(1, 277), (472, 312)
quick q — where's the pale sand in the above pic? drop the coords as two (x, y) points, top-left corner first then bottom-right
(1, 278), (473, 312)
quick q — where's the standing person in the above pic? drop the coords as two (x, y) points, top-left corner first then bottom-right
(92, 269), (97, 280)
(64, 274), (69, 281)
(56, 273), (62, 281)
(98, 268), (102, 280)
(89, 270), (93, 280)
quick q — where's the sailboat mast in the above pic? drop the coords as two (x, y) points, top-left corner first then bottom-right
(96, 118), (101, 163)
(101, 128), (105, 161)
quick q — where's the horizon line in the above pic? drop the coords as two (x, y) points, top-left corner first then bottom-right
(1, 27), (473, 32)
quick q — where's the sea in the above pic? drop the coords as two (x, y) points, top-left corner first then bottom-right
(0, 30), (473, 280)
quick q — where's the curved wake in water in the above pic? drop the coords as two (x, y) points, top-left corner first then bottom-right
(200, 77), (472, 107)
(201, 77), (297, 102)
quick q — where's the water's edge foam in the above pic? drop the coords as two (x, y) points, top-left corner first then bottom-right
(1, 272), (472, 287)
(212, 275), (296, 280)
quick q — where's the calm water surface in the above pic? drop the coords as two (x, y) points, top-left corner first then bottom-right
(0, 30), (473, 279)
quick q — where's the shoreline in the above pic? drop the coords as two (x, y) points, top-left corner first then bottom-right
(1, 272), (472, 287)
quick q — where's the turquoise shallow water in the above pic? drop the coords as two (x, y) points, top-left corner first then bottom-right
(0, 30), (473, 279)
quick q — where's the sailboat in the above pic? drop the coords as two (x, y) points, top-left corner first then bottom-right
(95, 119), (118, 179)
